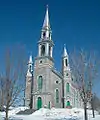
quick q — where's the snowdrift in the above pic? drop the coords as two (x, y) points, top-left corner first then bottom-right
(0, 107), (99, 120)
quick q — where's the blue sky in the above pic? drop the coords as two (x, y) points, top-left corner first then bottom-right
(0, 0), (100, 97)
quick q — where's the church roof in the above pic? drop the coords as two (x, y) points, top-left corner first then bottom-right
(52, 68), (63, 79)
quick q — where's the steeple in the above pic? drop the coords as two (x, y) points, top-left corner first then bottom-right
(27, 55), (33, 76)
(28, 54), (33, 65)
(40, 5), (52, 41)
(38, 5), (54, 58)
(42, 5), (50, 29)
(62, 44), (70, 69)
(25, 55), (33, 108)
(63, 44), (68, 57)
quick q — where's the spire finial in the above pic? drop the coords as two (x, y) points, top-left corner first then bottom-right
(46, 4), (48, 8)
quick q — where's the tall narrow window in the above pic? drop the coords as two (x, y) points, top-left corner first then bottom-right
(65, 59), (68, 66)
(43, 32), (46, 38)
(49, 33), (51, 38)
(38, 76), (43, 90)
(74, 90), (75, 106)
(55, 89), (59, 103)
(41, 45), (45, 56)
(66, 83), (70, 92)
(49, 46), (51, 56)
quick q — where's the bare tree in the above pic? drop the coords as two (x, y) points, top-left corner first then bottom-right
(0, 46), (26, 120)
(0, 76), (5, 111)
(70, 49), (99, 120)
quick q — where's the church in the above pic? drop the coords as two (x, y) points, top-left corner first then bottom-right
(25, 6), (82, 110)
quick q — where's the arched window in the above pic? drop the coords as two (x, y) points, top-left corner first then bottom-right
(49, 33), (51, 38)
(41, 45), (45, 56)
(49, 46), (51, 56)
(48, 101), (51, 109)
(66, 73), (69, 76)
(66, 83), (70, 92)
(55, 89), (59, 103)
(29, 65), (32, 72)
(38, 76), (43, 90)
(65, 59), (68, 66)
(43, 32), (46, 38)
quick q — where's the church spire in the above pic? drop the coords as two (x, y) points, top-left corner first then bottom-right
(62, 44), (70, 72)
(38, 5), (53, 58)
(27, 55), (33, 77)
(28, 54), (33, 64)
(42, 5), (50, 29)
(40, 5), (52, 40)
(63, 44), (68, 57)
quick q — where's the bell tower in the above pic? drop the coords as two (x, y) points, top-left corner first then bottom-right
(62, 45), (72, 108)
(33, 6), (54, 109)
(38, 5), (54, 60)
(25, 55), (33, 107)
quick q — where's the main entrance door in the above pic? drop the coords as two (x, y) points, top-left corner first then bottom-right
(37, 97), (42, 110)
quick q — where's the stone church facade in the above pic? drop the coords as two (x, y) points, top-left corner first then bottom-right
(25, 6), (83, 109)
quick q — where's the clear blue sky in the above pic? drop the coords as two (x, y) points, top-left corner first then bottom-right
(0, 0), (100, 97)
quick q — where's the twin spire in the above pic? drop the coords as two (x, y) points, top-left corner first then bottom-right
(28, 54), (33, 64)
(27, 54), (33, 77)
(63, 44), (68, 57)
(41, 5), (52, 41)
(42, 5), (50, 29)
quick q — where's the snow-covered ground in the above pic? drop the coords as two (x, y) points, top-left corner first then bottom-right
(0, 106), (28, 120)
(0, 107), (100, 120)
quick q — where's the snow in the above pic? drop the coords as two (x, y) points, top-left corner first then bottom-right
(0, 107), (100, 120)
(0, 106), (28, 119)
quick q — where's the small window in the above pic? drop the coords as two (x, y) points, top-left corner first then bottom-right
(55, 89), (59, 103)
(66, 73), (69, 76)
(48, 101), (51, 109)
(56, 81), (59, 84)
(41, 45), (45, 56)
(29, 65), (32, 72)
(39, 60), (42, 63)
(38, 76), (43, 90)
(49, 46), (51, 56)
(43, 32), (46, 38)
(65, 59), (68, 66)
(66, 83), (70, 92)
(49, 33), (51, 38)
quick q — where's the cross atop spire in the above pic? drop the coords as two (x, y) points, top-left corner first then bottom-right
(63, 44), (68, 57)
(42, 5), (50, 29)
